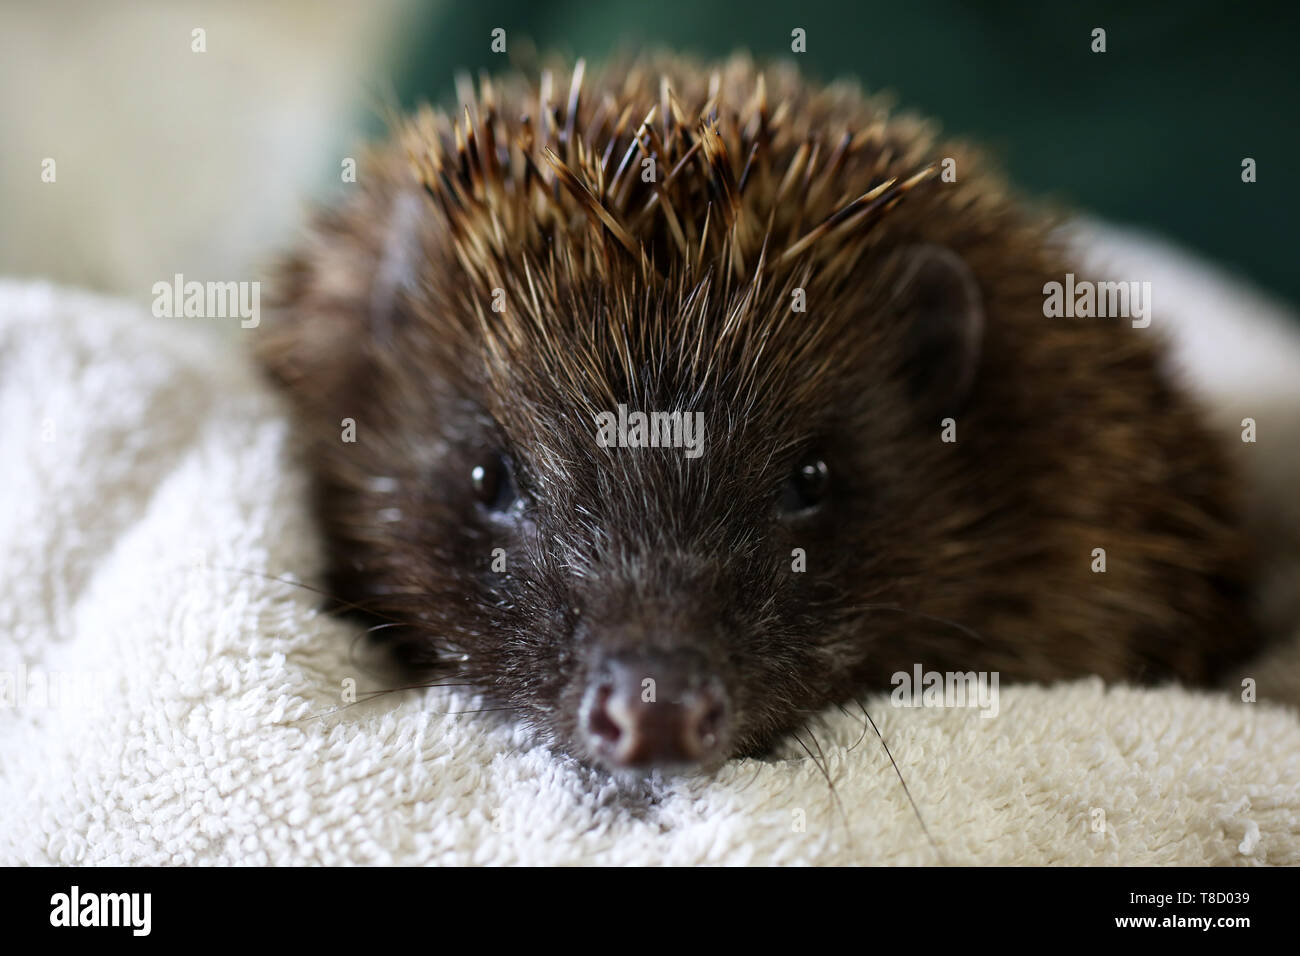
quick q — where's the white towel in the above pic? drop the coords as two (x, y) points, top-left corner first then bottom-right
(2, 225), (1298, 865)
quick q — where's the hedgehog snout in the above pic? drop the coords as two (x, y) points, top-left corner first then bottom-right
(580, 650), (729, 771)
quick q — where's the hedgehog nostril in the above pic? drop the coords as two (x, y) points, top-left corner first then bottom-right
(690, 699), (726, 755)
(586, 684), (621, 746)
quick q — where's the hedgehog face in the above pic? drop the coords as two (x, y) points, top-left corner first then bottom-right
(453, 400), (852, 773)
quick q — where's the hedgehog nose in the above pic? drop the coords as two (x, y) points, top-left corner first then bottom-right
(583, 654), (728, 770)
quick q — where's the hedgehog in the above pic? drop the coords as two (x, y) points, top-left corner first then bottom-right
(258, 53), (1260, 774)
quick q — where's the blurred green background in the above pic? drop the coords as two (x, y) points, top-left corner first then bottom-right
(395, 0), (1298, 307)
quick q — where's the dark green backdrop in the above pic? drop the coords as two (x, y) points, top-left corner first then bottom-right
(392, 1), (1297, 307)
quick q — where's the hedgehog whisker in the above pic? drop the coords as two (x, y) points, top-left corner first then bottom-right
(855, 699), (947, 865)
(791, 724), (853, 849)
(832, 602), (990, 647)
(281, 679), (486, 726)
(202, 564), (417, 627)
(836, 701), (872, 753)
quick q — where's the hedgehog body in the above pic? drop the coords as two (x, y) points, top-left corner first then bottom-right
(261, 54), (1258, 771)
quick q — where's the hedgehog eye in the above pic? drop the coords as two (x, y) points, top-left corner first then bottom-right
(779, 456), (830, 516)
(471, 454), (519, 513)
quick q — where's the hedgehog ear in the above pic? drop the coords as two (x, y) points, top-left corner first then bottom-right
(257, 190), (423, 408)
(891, 244), (984, 416)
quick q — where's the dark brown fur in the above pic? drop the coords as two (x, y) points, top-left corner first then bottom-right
(258, 53), (1259, 769)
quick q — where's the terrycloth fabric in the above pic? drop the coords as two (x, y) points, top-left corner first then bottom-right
(1, 227), (1298, 865)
